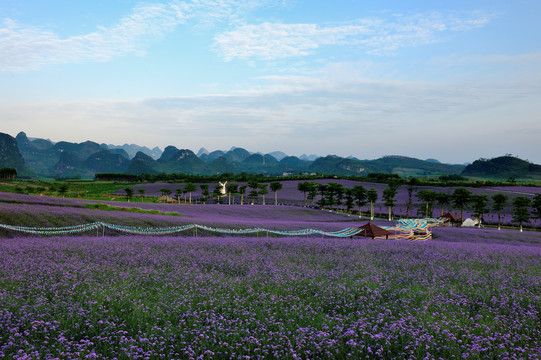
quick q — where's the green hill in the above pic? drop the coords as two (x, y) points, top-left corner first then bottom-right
(461, 156), (541, 179)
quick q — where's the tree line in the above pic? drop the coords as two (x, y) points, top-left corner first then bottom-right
(0, 168), (17, 180)
(124, 180), (285, 206)
(295, 180), (541, 231)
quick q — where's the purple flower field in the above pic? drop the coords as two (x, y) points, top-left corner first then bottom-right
(1, 191), (541, 358)
(1, 235), (540, 359)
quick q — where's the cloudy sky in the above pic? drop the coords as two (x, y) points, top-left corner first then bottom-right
(1, 0), (540, 164)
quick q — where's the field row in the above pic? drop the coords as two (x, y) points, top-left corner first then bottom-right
(1, 235), (540, 359)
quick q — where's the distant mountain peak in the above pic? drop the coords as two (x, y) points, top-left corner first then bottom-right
(197, 147), (209, 157)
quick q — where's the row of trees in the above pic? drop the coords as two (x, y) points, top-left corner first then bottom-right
(412, 187), (541, 231)
(0, 167), (17, 180)
(122, 178), (541, 230)
(125, 181), (284, 205)
(296, 180), (541, 231)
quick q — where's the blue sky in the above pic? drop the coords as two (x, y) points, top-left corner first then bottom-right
(1, 0), (540, 164)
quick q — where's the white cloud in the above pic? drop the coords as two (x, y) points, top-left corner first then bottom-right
(0, 0), (278, 71)
(2, 57), (540, 162)
(213, 11), (493, 61)
(0, 3), (178, 71)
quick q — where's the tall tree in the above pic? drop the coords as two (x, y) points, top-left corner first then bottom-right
(258, 183), (268, 205)
(297, 182), (310, 206)
(184, 182), (198, 204)
(451, 187), (472, 221)
(382, 187), (397, 221)
(531, 194), (541, 228)
(175, 187), (183, 203)
(491, 193), (508, 230)
(238, 185), (247, 205)
(200, 184), (209, 204)
(58, 184), (69, 198)
(325, 182), (343, 209)
(351, 185), (367, 218)
(137, 188), (146, 203)
(248, 187), (259, 205)
(212, 185), (223, 204)
(417, 190), (438, 218)
(307, 182), (318, 206)
(317, 184), (328, 208)
(124, 188), (134, 202)
(344, 188), (355, 213)
(512, 196), (531, 232)
(405, 178), (418, 218)
(226, 183), (238, 205)
(436, 192), (451, 217)
(269, 181), (283, 205)
(160, 188), (172, 197)
(367, 188), (378, 220)
(471, 195), (489, 227)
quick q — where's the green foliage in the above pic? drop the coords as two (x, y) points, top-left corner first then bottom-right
(532, 194), (541, 224)
(452, 188), (472, 220)
(512, 196), (531, 231)
(0, 167), (17, 180)
(124, 188), (134, 202)
(471, 195), (489, 224)
(462, 155), (541, 179)
(416, 190), (438, 217)
(160, 188), (172, 197)
(85, 203), (182, 216)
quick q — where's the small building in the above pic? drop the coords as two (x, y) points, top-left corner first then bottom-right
(158, 195), (177, 204)
(440, 212), (461, 226)
(357, 222), (393, 239)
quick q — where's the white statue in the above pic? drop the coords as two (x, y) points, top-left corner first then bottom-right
(219, 181), (228, 195)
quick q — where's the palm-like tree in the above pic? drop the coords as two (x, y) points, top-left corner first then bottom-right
(297, 182), (310, 206)
(382, 188), (397, 221)
(417, 190), (438, 218)
(137, 188), (145, 203)
(184, 182), (197, 204)
(531, 194), (541, 229)
(491, 193), (508, 230)
(175, 187), (183, 203)
(258, 184), (268, 205)
(351, 185), (367, 218)
(436, 192), (451, 217)
(512, 196), (531, 232)
(124, 188), (134, 202)
(367, 189), (378, 220)
(270, 181), (282, 205)
(160, 188), (172, 197)
(471, 195), (489, 226)
(238, 185), (247, 205)
(200, 184), (209, 204)
(451, 187), (472, 221)
(226, 183), (238, 205)
(405, 178), (418, 218)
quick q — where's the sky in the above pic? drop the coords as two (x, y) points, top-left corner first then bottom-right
(1, 0), (540, 164)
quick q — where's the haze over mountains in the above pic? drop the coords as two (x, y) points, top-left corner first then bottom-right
(1, 131), (539, 180)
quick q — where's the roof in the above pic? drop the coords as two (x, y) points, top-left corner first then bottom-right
(441, 212), (461, 221)
(357, 222), (393, 239)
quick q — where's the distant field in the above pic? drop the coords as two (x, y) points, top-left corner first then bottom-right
(3, 177), (541, 229)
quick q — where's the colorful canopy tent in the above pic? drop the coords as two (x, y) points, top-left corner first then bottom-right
(357, 222), (394, 239)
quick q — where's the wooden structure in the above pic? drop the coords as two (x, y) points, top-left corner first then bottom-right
(357, 222), (393, 239)
(440, 212), (461, 226)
